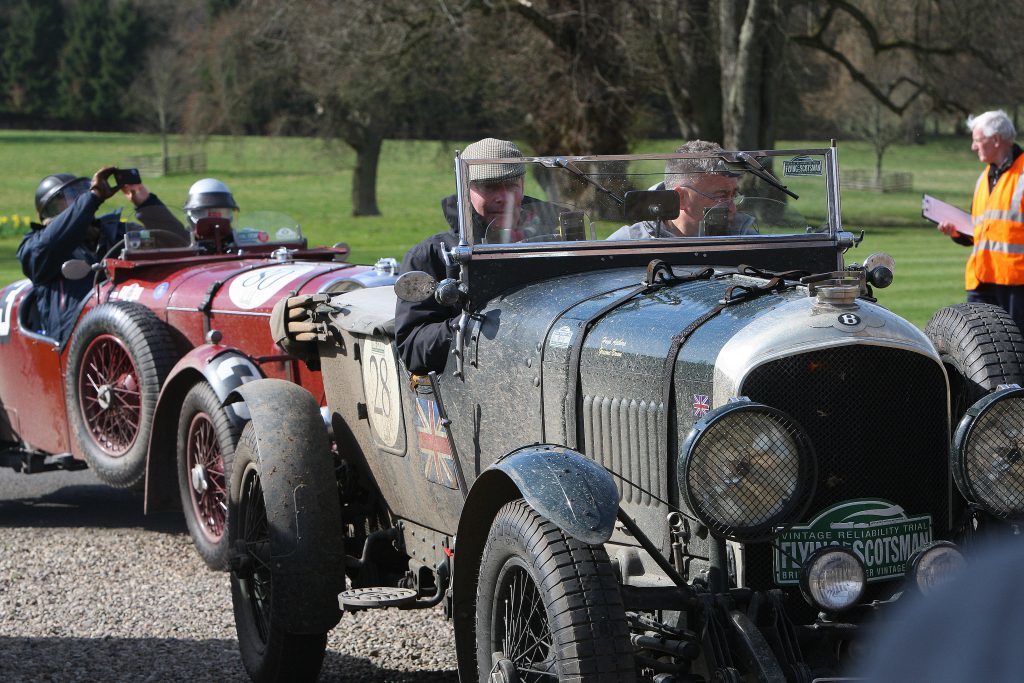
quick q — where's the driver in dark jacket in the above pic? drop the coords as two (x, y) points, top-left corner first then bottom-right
(17, 166), (186, 341)
(395, 138), (560, 375)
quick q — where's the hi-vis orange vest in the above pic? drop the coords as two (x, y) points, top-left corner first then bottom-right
(966, 153), (1024, 290)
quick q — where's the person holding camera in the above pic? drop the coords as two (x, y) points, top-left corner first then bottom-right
(17, 166), (186, 340)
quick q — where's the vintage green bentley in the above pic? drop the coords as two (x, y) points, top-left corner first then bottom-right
(223, 145), (1024, 682)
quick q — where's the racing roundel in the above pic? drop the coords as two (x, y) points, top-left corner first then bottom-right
(227, 264), (317, 310)
(360, 339), (403, 448)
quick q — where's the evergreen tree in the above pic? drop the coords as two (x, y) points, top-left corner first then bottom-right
(58, 0), (108, 126)
(94, 0), (145, 123)
(1, 0), (64, 117)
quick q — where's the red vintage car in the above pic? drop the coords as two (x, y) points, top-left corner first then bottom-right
(0, 213), (397, 569)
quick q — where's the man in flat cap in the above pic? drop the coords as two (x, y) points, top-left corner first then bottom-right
(395, 137), (558, 375)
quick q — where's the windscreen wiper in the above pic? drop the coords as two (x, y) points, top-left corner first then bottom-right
(728, 151), (799, 200)
(550, 157), (624, 206)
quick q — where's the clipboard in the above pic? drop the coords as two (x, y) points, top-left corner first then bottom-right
(922, 194), (973, 236)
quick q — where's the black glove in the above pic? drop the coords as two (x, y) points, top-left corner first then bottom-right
(89, 166), (117, 201)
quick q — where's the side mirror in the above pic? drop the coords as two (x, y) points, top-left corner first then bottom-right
(61, 259), (93, 280)
(394, 271), (438, 303)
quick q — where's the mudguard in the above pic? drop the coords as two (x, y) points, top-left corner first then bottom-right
(143, 347), (262, 513)
(491, 444), (619, 545)
(228, 379), (345, 634)
(451, 444), (619, 681)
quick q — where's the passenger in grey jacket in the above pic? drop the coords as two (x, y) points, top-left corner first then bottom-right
(608, 140), (756, 240)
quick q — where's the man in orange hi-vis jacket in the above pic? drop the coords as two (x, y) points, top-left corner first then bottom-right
(939, 110), (1024, 330)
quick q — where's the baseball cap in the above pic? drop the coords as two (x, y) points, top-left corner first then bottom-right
(462, 138), (525, 184)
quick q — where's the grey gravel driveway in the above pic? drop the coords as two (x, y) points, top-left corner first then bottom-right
(0, 467), (458, 682)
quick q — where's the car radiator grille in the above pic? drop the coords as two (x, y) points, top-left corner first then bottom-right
(739, 345), (953, 619)
(581, 395), (666, 506)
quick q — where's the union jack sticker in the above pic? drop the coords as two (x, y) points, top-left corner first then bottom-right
(693, 394), (710, 418)
(414, 397), (458, 490)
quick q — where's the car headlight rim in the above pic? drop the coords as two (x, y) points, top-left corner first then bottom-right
(799, 545), (867, 613)
(952, 386), (1024, 520)
(680, 401), (817, 543)
(905, 540), (965, 596)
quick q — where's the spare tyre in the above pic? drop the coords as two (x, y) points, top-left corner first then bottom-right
(65, 302), (177, 487)
(924, 302), (1024, 422)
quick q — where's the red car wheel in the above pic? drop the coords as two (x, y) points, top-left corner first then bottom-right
(77, 333), (142, 456)
(65, 303), (176, 488)
(177, 381), (240, 570)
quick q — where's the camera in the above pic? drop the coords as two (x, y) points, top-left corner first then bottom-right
(112, 168), (142, 189)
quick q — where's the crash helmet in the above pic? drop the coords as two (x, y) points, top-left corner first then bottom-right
(183, 178), (239, 226)
(35, 173), (91, 220)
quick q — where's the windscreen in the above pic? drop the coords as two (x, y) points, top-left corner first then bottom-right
(460, 151), (833, 247)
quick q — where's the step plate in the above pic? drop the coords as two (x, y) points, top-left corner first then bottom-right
(340, 586), (418, 608)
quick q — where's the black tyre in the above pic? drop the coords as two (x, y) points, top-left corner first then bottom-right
(65, 302), (176, 488)
(925, 303), (1024, 421)
(177, 381), (241, 570)
(229, 423), (329, 683)
(475, 499), (635, 683)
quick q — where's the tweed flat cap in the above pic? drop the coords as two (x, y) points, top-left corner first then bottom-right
(463, 138), (525, 184)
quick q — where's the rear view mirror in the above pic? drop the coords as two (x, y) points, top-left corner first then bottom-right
(623, 190), (680, 223)
(61, 259), (93, 280)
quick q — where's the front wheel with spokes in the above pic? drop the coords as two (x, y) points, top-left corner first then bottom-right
(475, 499), (635, 683)
(177, 381), (240, 570)
(229, 424), (329, 683)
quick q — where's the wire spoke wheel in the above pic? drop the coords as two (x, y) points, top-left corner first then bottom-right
(177, 381), (240, 570)
(475, 499), (635, 682)
(78, 333), (141, 456)
(186, 411), (227, 544)
(229, 421), (334, 682)
(238, 462), (273, 643)
(493, 560), (556, 680)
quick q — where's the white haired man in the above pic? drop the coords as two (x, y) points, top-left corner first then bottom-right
(939, 110), (1024, 329)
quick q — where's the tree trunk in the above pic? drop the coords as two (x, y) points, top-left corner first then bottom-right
(641, 0), (722, 141)
(351, 135), (382, 216)
(719, 0), (781, 151)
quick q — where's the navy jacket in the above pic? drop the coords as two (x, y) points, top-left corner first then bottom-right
(394, 193), (561, 374)
(17, 192), (185, 341)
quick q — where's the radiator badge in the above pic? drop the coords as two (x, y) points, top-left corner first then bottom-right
(773, 498), (932, 585)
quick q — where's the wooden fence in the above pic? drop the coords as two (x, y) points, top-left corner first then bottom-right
(842, 170), (913, 193)
(123, 152), (207, 178)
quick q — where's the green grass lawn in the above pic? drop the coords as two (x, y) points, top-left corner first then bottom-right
(0, 131), (981, 327)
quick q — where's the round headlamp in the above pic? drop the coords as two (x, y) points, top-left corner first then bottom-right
(680, 401), (816, 542)
(905, 541), (965, 596)
(952, 385), (1024, 519)
(799, 546), (866, 613)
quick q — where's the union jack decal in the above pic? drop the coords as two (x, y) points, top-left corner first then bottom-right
(693, 394), (710, 418)
(414, 397), (458, 490)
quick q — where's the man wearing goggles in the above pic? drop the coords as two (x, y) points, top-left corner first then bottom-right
(17, 166), (186, 340)
(608, 139), (757, 239)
